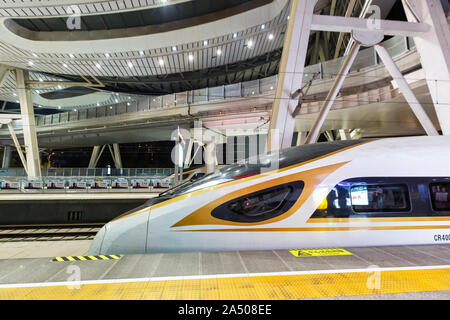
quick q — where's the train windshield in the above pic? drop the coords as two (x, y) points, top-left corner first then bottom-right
(160, 139), (366, 197)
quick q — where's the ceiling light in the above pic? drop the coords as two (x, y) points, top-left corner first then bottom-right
(13, 93), (16, 96)
(39, 78), (43, 82)
(158, 59), (164, 66)
(69, 54), (74, 59)
(38, 105), (42, 108)
(216, 49), (222, 56)
(28, 61), (34, 66)
(188, 54), (194, 61)
(95, 63), (101, 69)
(139, 50), (144, 56)
(36, 90), (40, 94)
(287, 15), (290, 20)
(268, 34), (274, 40)
(128, 62), (133, 68)
(247, 40), (253, 48)
(97, 103), (100, 106)
(233, 33), (237, 38)
(63, 63), (68, 68)
(32, 53), (38, 57)
(73, 109), (77, 112)
(58, 85), (62, 89)
(115, 99), (119, 103)
(110, 106), (113, 109)
(105, 53), (110, 58)
(172, 46), (177, 52)
(58, 106), (61, 109)
(261, 24), (265, 29)
(203, 40), (208, 46)
(127, 102), (131, 106)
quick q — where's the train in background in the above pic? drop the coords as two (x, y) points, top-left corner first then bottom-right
(89, 136), (450, 255)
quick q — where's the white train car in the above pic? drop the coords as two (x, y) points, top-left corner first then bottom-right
(90, 136), (450, 255)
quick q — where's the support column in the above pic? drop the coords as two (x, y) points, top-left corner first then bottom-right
(183, 139), (194, 169)
(204, 142), (217, 174)
(305, 42), (362, 144)
(266, 0), (317, 152)
(15, 69), (41, 178)
(324, 131), (335, 141)
(339, 129), (351, 140)
(375, 44), (439, 136)
(112, 143), (123, 169)
(88, 146), (101, 168)
(2, 146), (11, 168)
(402, 0), (450, 134)
(296, 132), (307, 146)
(6, 123), (28, 174)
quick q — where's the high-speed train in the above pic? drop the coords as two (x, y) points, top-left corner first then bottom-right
(89, 136), (450, 255)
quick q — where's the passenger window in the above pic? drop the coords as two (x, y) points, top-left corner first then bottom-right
(211, 181), (304, 223)
(351, 184), (410, 212)
(430, 183), (450, 211)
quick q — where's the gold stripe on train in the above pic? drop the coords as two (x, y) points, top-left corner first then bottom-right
(307, 217), (450, 223)
(175, 225), (450, 232)
(113, 140), (373, 222)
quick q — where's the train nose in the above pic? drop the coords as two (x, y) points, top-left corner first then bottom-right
(89, 225), (106, 255)
(88, 210), (150, 255)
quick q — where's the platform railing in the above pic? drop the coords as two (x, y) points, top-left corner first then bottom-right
(0, 167), (174, 178)
(29, 36), (416, 129)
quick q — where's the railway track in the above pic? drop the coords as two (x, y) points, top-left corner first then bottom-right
(0, 223), (103, 241)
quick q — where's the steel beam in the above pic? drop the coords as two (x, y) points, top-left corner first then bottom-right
(6, 123), (27, 174)
(311, 14), (430, 36)
(375, 44), (439, 136)
(402, 0), (450, 135)
(266, 0), (317, 152)
(15, 69), (41, 178)
(305, 42), (361, 144)
(112, 143), (123, 169)
(2, 145), (11, 168)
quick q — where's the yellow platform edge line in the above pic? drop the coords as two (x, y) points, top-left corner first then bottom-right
(1, 267), (449, 300)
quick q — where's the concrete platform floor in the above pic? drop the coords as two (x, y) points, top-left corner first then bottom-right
(0, 240), (91, 259)
(0, 243), (449, 299)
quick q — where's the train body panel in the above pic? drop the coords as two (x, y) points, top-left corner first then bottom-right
(89, 136), (450, 255)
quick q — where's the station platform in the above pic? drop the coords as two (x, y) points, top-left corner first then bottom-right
(0, 244), (449, 300)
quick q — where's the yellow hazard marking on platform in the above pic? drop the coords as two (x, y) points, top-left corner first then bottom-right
(51, 255), (122, 262)
(289, 248), (352, 257)
(1, 267), (449, 300)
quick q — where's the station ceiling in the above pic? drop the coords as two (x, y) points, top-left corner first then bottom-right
(0, 0), (400, 108)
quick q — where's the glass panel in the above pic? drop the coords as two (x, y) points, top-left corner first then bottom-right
(351, 184), (410, 212)
(430, 183), (450, 211)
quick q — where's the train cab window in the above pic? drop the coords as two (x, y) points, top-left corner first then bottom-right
(351, 184), (410, 213)
(430, 183), (450, 211)
(211, 181), (304, 223)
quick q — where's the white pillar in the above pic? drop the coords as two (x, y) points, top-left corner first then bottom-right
(183, 139), (194, 169)
(266, 0), (318, 152)
(15, 69), (41, 178)
(339, 129), (351, 140)
(324, 131), (335, 141)
(296, 132), (307, 146)
(2, 146), (11, 168)
(402, 0), (450, 134)
(113, 143), (123, 169)
(305, 42), (362, 144)
(204, 142), (217, 174)
(88, 146), (101, 168)
(6, 123), (28, 174)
